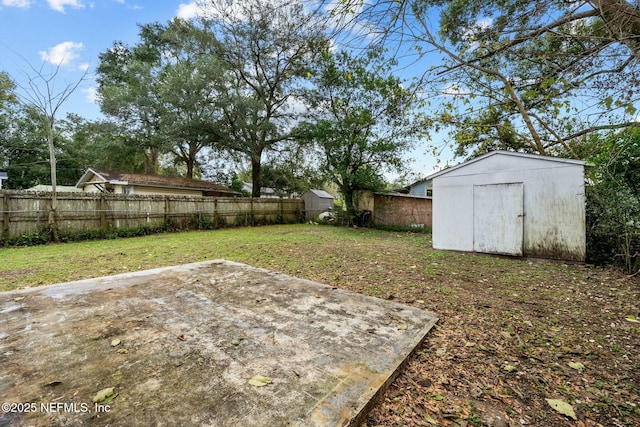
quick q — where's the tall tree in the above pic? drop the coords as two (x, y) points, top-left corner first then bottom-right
(298, 48), (421, 218)
(335, 0), (640, 158)
(200, 0), (328, 197)
(97, 30), (166, 174)
(97, 19), (230, 178)
(0, 72), (19, 173)
(154, 19), (227, 179)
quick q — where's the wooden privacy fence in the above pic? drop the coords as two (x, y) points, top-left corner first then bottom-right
(1, 191), (304, 244)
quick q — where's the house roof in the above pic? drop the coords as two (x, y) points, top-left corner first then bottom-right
(425, 150), (586, 180)
(27, 185), (82, 193)
(305, 189), (334, 199)
(76, 169), (240, 196)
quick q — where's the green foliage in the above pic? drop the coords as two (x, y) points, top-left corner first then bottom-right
(204, 0), (327, 197)
(367, 0), (640, 158)
(297, 47), (421, 219)
(583, 129), (640, 273)
(96, 19), (225, 177)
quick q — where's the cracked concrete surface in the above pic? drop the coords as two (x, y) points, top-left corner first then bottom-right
(0, 260), (437, 426)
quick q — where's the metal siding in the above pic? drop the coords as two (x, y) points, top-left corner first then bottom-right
(473, 183), (524, 256)
(432, 176), (474, 251)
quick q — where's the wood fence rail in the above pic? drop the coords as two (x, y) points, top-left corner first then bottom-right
(1, 191), (304, 245)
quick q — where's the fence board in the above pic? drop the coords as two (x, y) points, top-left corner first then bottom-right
(0, 191), (303, 244)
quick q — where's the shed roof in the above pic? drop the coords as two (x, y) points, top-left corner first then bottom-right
(76, 169), (240, 195)
(0, 171), (7, 179)
(426, 150), (585, 180)
(305, 189), (334, 199)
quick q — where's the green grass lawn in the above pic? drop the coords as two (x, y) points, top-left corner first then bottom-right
(0, 224), (410, 291)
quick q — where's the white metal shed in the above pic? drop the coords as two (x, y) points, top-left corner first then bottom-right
(429, 151), (586, 261)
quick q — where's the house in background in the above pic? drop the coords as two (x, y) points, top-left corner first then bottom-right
(242, 182), (277, 198)
(405, 178), (433, 197)
(0, 172), (7, 189)
(76, 169), (240, 197)
(303, 189), (335, 220)
(429, 150), (586, 261)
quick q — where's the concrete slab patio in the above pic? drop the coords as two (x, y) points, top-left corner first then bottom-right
(0, 260), (438, 426)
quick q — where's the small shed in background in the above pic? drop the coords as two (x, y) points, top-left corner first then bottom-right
(303, 189), (335, 220)
(430, 150), (586, 261)
(0, 172), (7, 190)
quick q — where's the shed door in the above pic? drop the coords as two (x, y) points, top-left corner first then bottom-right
(473, 183), (524, 256)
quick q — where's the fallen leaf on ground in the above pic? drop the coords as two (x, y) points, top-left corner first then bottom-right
(568, 362), (585, 372)
(110, 339), (121, 347)
(248, 375), (272, 387)
(545, 398), (577, 420)
(93, 387), (116, 404)
(424, 414), (439, 425)
(625, 315), (640, 323)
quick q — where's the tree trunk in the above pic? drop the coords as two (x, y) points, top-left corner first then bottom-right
(342, 185), (355, 225)
(145, 148), (160, 175)
(186, 157), (194, 180)
(251, 156), (261, 198)
(46, 118), (59, 242)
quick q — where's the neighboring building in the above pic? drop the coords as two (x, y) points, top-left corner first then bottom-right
(429, 150), (586, 261)
(303, 189), (335, 220)
(0, 171), (7, 190)
(26, 185), (83, 193)
(406, 178), (433, 197)
(356, 190), (432, 229)
(242, 182), (283, 198)
(76, 169), (240, 197)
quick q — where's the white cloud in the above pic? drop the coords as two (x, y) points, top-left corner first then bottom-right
(39, 41), (84, 67)
(84, 86), (99, 104)
(176, 1), (201, 19)
(78, 62), (90, 71)
(47, 0), (84, 13)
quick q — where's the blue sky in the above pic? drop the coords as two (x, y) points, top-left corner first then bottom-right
(0, 0), (201, 120)
(0, 0), (452, 180)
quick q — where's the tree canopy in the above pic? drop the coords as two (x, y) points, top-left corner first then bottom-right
(341, 0), (640, 158)
(198, 0), (328, 197)
(96, 19), (226, 178)
(297, 48), (421, 218)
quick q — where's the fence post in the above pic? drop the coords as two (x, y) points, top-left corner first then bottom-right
(250, 198), (254, 226)
(99, 194), (107, 232)
(213, 198), (218, 228)
(2, 192), (9, 244)
(164, 197), (170, 229)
